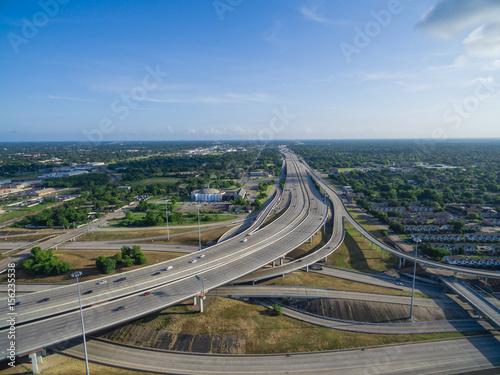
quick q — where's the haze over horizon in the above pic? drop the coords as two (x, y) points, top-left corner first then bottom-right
(1, 0), (499, 142)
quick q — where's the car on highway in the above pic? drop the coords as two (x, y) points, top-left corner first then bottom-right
(144, 292), (151, 296)
(197, 254), (205, 259)
(37, 298), (50, 303)
(96, 280), (107, 285)
(242, 238), (248, 242)
(151, 271), (161, 276)
(14, 301), (21, 306)
(189, 259), (197, 263)
(247, 233), (252, 236)
(114, 306), (127, 311)
(395, 282), (404, 286)
(82, 290), (93, 295)
(114, 277), (127, 282)
(163, 266), (173, 271)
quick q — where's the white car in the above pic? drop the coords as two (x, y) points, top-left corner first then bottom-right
(189, 259), (197, 263)
(97, 280), (107, 285)
(164, 266), (173, 271)
(242, 238), (248, 242)
(197, 254), (205, 259)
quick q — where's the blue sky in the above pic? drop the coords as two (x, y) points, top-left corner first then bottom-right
(1, 0), (499, 142)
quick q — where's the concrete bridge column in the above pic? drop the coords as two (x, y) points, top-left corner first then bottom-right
(484, 277), (488, 287)
(306, 265), (309, 272)
(324, 256), (327, 262)
(309, 237), (312, 244)
(29, 352), (42, 374)
(403, 258), (406, 267)
(272, 261), (275, 267)
(399, 257), (402, 269)
(280, 258), (284, 266)
(370, 243), (373, 249)
(199, 297), (204, 313)
(193, 296), (197, 306)
(381, 250), (384, 260)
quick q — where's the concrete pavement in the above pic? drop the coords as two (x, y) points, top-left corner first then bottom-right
(57, 335), (500, 374)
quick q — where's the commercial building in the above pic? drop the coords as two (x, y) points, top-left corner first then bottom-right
(191, 187), (225, 202)
(30, 188), (56, 197)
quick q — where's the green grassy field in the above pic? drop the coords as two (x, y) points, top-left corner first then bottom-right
(329, 223), (399, 273)
(112, 296), (465, 354)
(130, 177), (181, 186)
(0, 202), (60, 225)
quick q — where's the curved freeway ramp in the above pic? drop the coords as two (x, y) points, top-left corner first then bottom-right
(256, 299), (494, 335)
(58, 335), (500, 375)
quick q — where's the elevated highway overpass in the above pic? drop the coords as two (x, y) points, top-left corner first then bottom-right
(0, 152), (330, 359)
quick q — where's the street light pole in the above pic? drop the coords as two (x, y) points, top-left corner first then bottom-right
(71, 271), (89, 375)
(409, 238), (421, 321)
(197, 204), (201, 251)
(165, 199), (170, 241)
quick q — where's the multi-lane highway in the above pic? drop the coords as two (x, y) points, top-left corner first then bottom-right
(0, 151), (330, 359)
(60, 335), (500, 375)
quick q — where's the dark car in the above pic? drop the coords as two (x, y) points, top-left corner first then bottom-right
(37, 298), (50, 303)
(114, 306), (127, 311)
(115, 277), (127, 282)
(151, 272), (161, 276)
(14, 301), (21, 306)
(82, 290), (93, 295)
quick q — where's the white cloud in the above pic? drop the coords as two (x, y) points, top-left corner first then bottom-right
(204, 128), (223, 135)
(300, 1), (354, 26)
(416, 0), (500, 39)
(483, 59), (500, 71)
(463, 22), (500, 58)
(167, 126), (174, 133)
(187, 128), (196, 134)
(143, 92), (270, 105)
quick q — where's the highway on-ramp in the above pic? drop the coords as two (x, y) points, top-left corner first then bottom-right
(58, 335), (500, 375)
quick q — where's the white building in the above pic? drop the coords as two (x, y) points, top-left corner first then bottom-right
(191, 188), (225, 202)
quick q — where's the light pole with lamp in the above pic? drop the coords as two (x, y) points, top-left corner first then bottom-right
(71, 271), (89, 375)
(165, 199), (170, 241)
(197, 203), (201, 251)
(409, 238), (421, 320)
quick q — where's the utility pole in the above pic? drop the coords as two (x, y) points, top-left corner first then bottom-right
(410, 238), (421, 320)
(197, 203), (201, 250)
(165, 199), (170, 240)
(71, 271), (89, 375)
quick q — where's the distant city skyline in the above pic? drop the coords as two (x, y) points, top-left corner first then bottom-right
(1, 0), (499, 142)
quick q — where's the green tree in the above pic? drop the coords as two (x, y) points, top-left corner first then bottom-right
(135, 252), (147, 265)
(272, 304), (282, 316)
(122, 255), (134, 267)
(96, 256), (116, 274)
